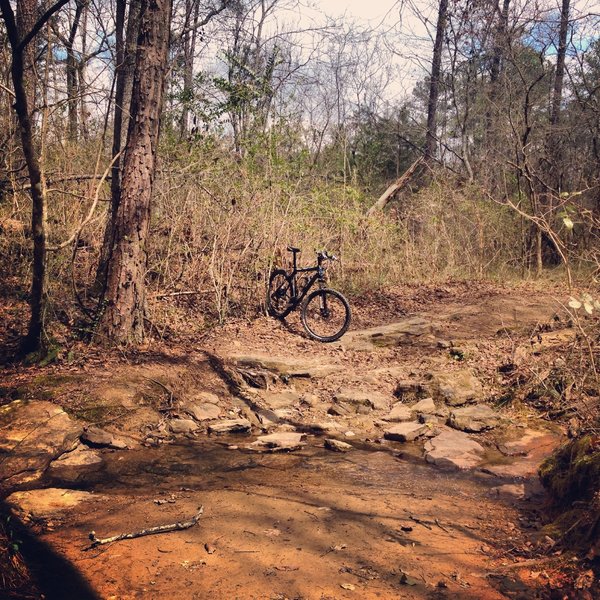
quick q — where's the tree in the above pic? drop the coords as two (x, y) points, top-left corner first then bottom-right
(99, 0), (172, 344)
(1, 0), (72, 353)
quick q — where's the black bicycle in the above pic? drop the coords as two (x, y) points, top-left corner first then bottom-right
(267, 247), (351, 342)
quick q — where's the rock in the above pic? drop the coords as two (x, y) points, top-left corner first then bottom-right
(324, 439), (353, 452)
(81, 426), (129, 449)
(169, 418), (199, 434)
(437, 340), (451, 349)
(395, 380), (427, 401)
(310, 421), (344, 434)
(410, 397), (436, 414)
(424, 429), (485, 470)
(334, 389), (390, 411)
(250, 432), (304, 452)
(226, 353), (341, 379)
(448, 405), (502, 432)
(48, 446), (103, 481)
(490, 483), (526, 501)
(185, 402), (221, 421)
(260, 390), (303, 410)
(328, 403), (354, 416)
(6, 488), (102, 522)
(208, 419), (252, 434)
(341, 318), (440, 351)
(383, 403), (414, 422)
(0, 400), (82, 489)
(418, 413), (440, 425)
(384, 422), (429, 442)
(428, 370), (483, 406)
(191, 391), (221, 405)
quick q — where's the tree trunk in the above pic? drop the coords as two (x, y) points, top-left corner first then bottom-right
(550, 0), (570, 128)
(65, 0), (86, 141)
(95, 0), (142, 295)
(425, 0), (449, 161)
(99, 0), (171, 344)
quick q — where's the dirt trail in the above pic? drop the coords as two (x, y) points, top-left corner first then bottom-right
(1, 283), (572, 599)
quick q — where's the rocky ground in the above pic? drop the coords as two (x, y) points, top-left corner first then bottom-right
(1, 281), (596, 599)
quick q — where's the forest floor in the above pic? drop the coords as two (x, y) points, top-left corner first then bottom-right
(1, 279), (597, 599)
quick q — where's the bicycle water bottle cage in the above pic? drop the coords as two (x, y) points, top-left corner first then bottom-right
(287, 246), (301, 253)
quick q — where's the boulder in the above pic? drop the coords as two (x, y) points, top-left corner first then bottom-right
(341, 318), (440, 351)
(424, 429), (485, 470)
(324, 439), (353, 452)
(208, 418), (252, 434)
(249, 432), (304, 452)
(0, 400), (82, 489)
(490, 483), (526, 501)
(5, 488), (102, 522)
(185, 402), (221, 421)
(448, 405), (502, 432)
(191, 391), (221, 405)
(384, 422), (429, 442)
(48, 446), (103, 481)
(169, 418), (199, 434)
(428, 370), (483, 406)
(81, 426), (129, 449)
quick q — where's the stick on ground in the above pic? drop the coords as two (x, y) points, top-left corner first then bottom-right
(87, 506), (204, 549)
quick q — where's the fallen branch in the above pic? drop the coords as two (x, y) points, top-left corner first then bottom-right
(366, 156), (424, 217)
(87, 506), (204, 548)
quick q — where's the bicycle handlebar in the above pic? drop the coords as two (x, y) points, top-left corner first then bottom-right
(317, 250), (337, 262)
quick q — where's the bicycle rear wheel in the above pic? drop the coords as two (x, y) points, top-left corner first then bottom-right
(301, 288), (351, 342)
(267, 269), (293, 318)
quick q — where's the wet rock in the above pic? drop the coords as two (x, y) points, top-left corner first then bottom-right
(6, 488), (102, 522)
(226, 353), (341, 379)
(383, 403), (413, 422)
(410, 397), (436, 414)
(185, 402), (221, 421)
(250, 432), (305, 452)
(208, 418), (252, 434)
(429, 370), (483, 406)
(424, 429), (485, 470)
(81, 426), (129, 449)
(384, 422), (429, 442)
(341, 318), (440, 351)
(490, 483), (526, 501)
(169, 418), (199, 434)
(448, 405), (503, 432)
(0, 400), (82, 489)
(324, 439), (353, 452)
(334, 389), (390, 412)
(260, 390), (303, 410)
(48, 446), (103, 481)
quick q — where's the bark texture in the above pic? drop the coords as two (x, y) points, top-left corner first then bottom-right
(100, 0), (171, 344)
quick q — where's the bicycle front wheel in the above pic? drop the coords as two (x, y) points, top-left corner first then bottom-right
(301, 288), (351, 342)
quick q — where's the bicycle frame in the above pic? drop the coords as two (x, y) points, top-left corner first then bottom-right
(287, 252), (326, 308)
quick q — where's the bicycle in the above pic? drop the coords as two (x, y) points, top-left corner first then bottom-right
(267, 247), (351, 342)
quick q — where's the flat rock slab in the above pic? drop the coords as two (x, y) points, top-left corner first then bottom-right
(428, 370), (483, 406)
(334, 389), (390, 412)
(0, 400), (82, 489)
(184, 402), (221, 421)
(249, 432), (305, 452)
(260, 390), (303, 410)
(81, 426), (129, 449)
(226, 354), (341, 378)
(410, 398), (437, 414)
(324, 439), (353, 452)
(342, 317), (439, 351)
(208, 419), (252, 434)
(48, 446), (103, 482)
(383, 404), (414, 422)
(424, 429), (486, 470)
(6, 488), (102, 522)
(448, 405), (503, 432)
(384, 422), (429, 442)
(483, 429), (562, 479)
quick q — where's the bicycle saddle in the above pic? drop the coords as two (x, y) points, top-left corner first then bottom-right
(287, 246), (301, 253)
